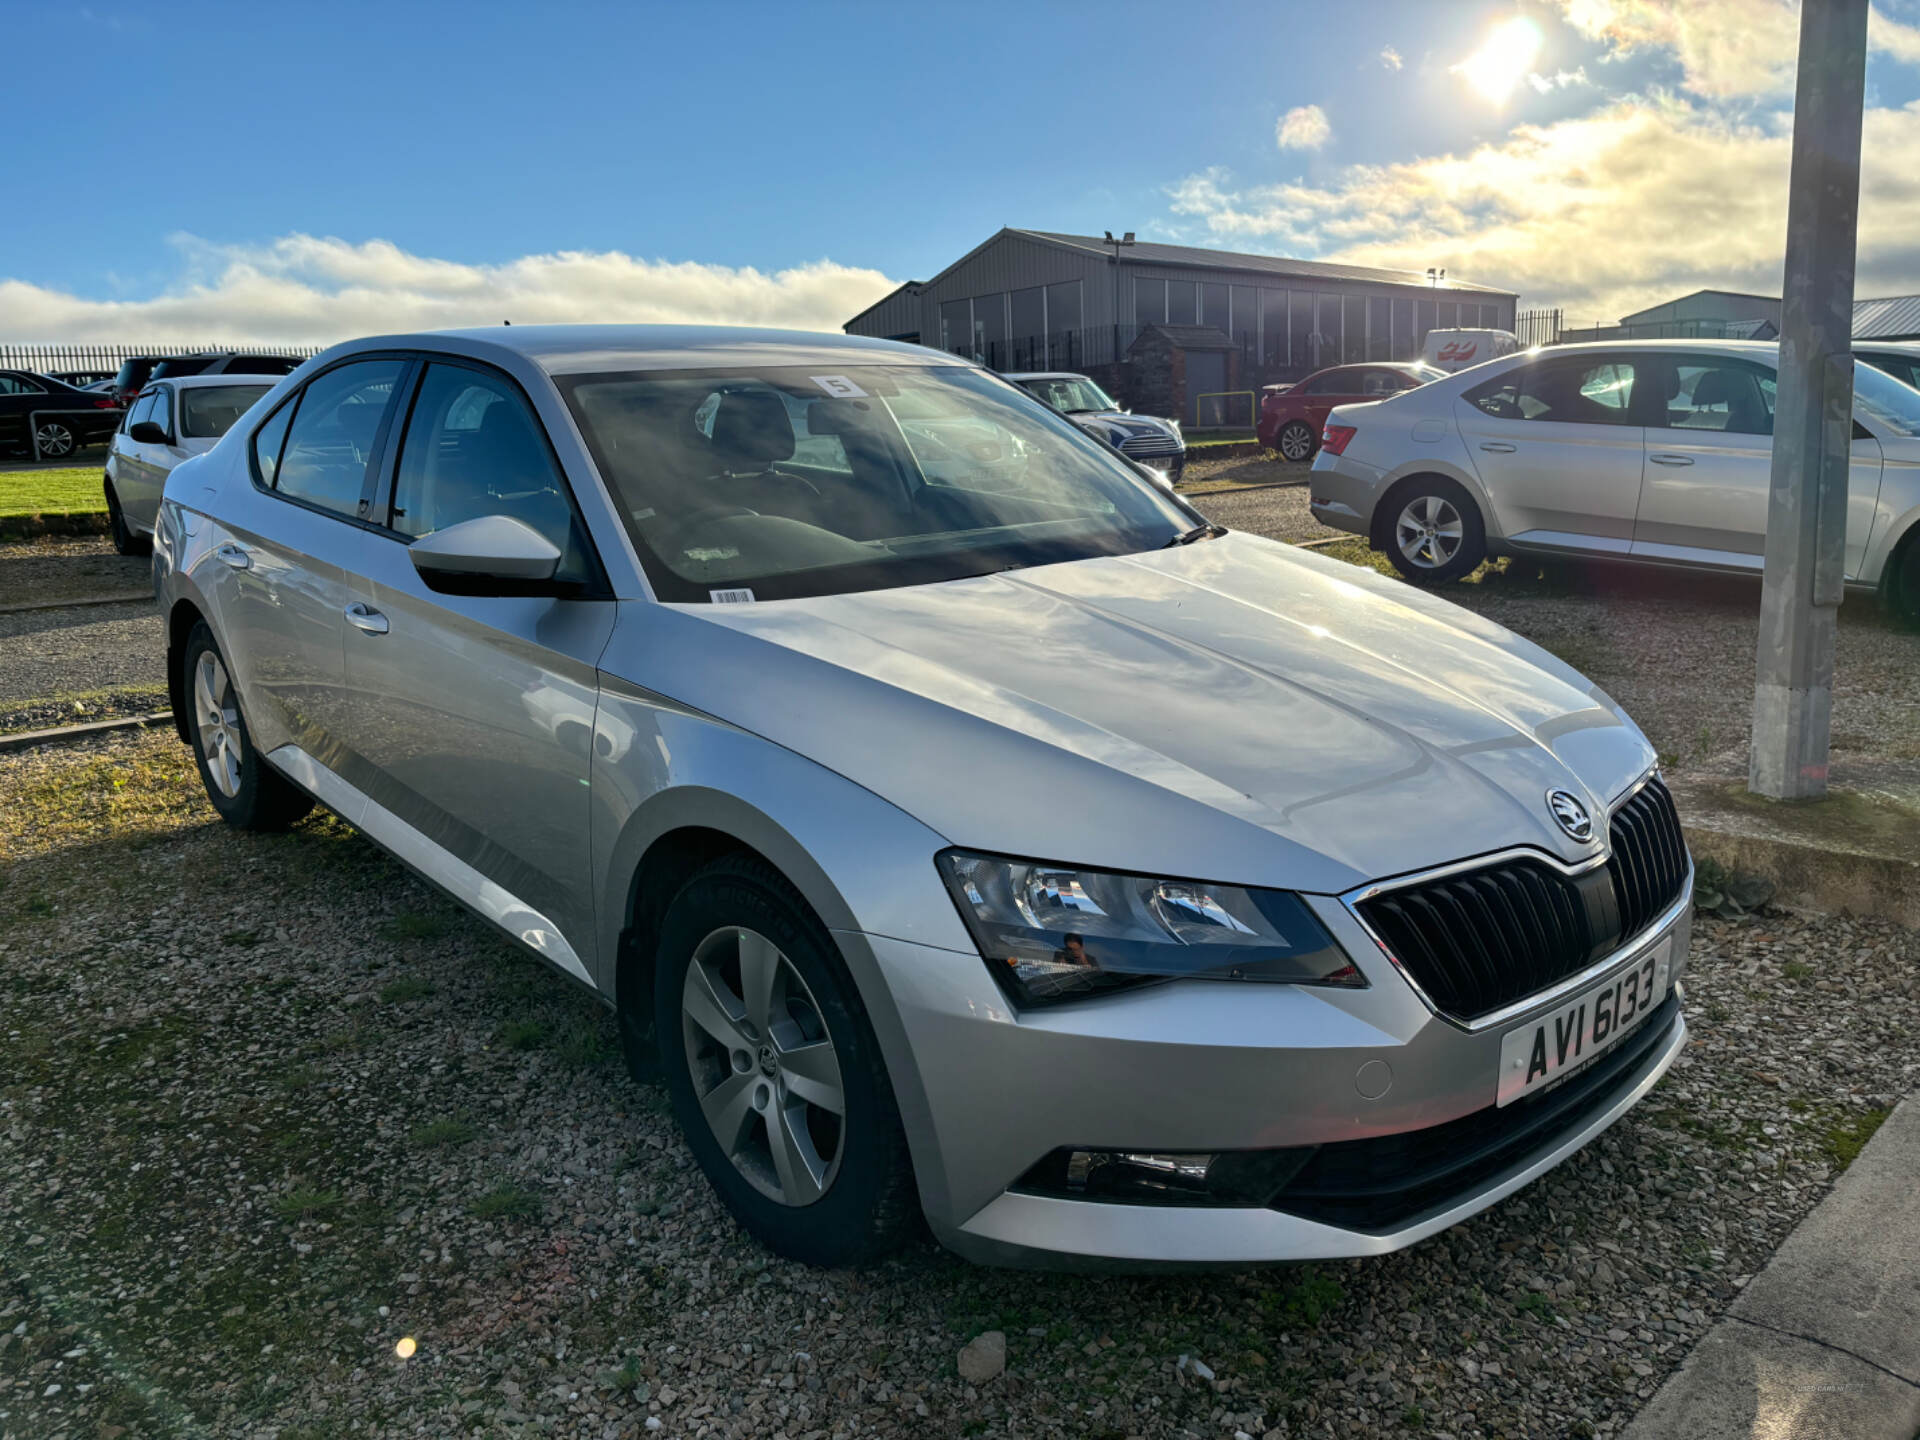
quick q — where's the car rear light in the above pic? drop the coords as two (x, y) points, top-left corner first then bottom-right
(1321, 424), (1357, 455)
(93, 398), (119, 409)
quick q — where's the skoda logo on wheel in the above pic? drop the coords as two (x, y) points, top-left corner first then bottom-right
(1547, 789), (1595, 843)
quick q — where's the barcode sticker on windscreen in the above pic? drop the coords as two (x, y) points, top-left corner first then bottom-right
(709, 588), (756, 604)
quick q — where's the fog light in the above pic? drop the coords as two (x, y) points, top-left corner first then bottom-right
(1022, 1146), (1317, 1207)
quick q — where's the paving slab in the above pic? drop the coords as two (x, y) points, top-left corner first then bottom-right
(1625, 1098), (1920, 1439)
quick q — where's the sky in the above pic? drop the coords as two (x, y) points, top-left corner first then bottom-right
(6, 0), (1920, 343)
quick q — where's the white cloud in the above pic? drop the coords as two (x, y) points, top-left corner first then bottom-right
(0, 234), (900, 344)
(1380, 45), (1404, 71)
(1548, 0), (1920, 99)
(1275, 104), (1332, 151)
(1526, 66), (1592, 93)
(1168, 96), (1920, 321)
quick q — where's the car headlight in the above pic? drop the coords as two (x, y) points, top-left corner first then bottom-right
(1166, 419), (1181, 438)
(937, 851), (1362, 1007)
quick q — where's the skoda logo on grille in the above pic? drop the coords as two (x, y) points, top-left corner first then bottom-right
(1547, 789), (1595, 843)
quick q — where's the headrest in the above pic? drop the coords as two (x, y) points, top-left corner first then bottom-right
(710, 390), (794, 466)
(476, 397), (550, 474)
(1690, 370), (1738, 407)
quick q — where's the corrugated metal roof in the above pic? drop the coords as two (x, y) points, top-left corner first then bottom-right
(1853, 294), (1920, 340)
(1012, 229), (1515, 296)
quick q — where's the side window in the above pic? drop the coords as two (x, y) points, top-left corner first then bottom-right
(1468, 359), (1639, 424)
(275, 359), (403, 519)
(1664, 363), (1774, 436)
(149, 388), (173, 437)
(124, 392), (156, 433)
(1360, 371), (1400, 396)
(390, 363), (590, 582)
(251, 399), (295, 486)
(1301, 373), (1341, 395)
(0, 374), (46, 396)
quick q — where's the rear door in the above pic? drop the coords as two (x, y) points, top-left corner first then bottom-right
(1457, 353), (1646, 552)
(332, 357), (614, 979)
(0, 372), (44, 452)
(208, 357), (408, 759)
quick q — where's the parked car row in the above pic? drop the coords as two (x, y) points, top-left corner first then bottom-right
(0, 369), (123, 458)
(153, 323), (1692, 1270)
(1306, 338), (1920, 621)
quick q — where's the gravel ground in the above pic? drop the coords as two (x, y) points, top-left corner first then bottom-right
(3, 730), (1914, 1440)
(0, 603), (165, 711)
(0, 536), (150, 609)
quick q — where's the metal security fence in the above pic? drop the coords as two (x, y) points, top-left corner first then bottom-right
(1513, 308), (1564, 348)
(0, 342), (325, 377)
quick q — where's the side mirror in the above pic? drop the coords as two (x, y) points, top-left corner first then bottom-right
(408, 514), (564, 596)
(129, 420), (170, 445)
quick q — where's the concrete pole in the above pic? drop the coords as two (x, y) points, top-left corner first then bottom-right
(1750, 0), (1870, 801)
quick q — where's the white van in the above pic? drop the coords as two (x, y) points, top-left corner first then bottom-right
(1422, 328), (1522, 372)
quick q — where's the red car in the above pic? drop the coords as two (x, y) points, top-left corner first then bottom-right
(1258, 362), (1446, 461)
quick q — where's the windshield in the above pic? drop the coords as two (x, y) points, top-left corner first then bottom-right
(179, 383), (271, 439)
(559, 364), (1192, 602)
(1853, 359), (1920, 438)
(1018, 375), (1119, 414)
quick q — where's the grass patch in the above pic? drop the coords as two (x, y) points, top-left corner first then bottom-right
(1256, 1266), (1346, 1330)
(1821, 1106), (1892, 1172)
(552, 1015), (616, 1068)
(0, 466), (106, 519)
(408, 1118), (476, 1148)
(471, 1183), (542, 1220)
(0, 729), (204, 858)
(499, 1018), (546, 1051)
(271, 1186), (345, 1221)
(1782, 960), (1814, 982)
(378, 975), (435, 1004)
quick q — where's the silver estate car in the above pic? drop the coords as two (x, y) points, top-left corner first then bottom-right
(1308, 339), (1920, 621)
(155, 326), (1692, 1268)
(105, 373), (276, 556)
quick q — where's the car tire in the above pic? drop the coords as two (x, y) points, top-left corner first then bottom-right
(653, 854), (916, 1266)
(1382, 476), (1487, 585)
(1888, 529), (1920, 629)
(181, 622), (315, 831)
(1276, 421), (1317, 462)
(105, 477), (148, 556)
(34, 420), (76, 460)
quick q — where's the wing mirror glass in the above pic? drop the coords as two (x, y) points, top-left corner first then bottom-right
(129, 420), (170, 445)
(408, 514), (565, 596)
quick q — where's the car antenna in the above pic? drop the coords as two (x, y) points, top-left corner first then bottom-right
(503, 319), (511, 326)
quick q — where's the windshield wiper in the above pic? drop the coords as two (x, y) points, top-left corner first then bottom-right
(1163, 523), (1225, 547)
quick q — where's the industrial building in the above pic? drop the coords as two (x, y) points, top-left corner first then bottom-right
(843, 228), (1519, 424)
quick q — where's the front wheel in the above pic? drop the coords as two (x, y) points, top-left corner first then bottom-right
(181, 623), (314, 831)
(34, 420), (76, 459)
(654, 855), (915, 1266)
(1888, 530), (1920, 629)
(1383, 478), (1487, 585)
(1276, 420), (1317, 462)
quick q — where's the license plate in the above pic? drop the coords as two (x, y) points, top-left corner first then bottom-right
(1497, 938), (1672, 1107)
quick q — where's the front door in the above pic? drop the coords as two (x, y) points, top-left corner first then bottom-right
(333, 358), (614, 979)
(1456, 353), (1647, 553)
(1186, 350), (1227, 426)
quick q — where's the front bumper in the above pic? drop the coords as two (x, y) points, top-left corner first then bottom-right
(871, 888), (1691, 1269)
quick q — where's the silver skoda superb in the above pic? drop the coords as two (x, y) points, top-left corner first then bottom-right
(154, 326), (1691, 1268)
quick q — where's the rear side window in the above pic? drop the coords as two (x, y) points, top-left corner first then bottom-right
(252, 400), (294, 485)
(1360, 370), (1405, 396)
(389, 363), (592, 582)
(1663, 362), (1775, 436)
(1300, 372), (1348, 395)
(1468, 359), (1639, 425)
(273, 359), (403, 518)
(181, 384), (271, 439)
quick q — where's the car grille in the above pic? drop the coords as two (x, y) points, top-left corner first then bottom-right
(1357, 777), (1688, 1022)
(1118, 433), (1182, 458)
(1267, 993), (1679, 1232)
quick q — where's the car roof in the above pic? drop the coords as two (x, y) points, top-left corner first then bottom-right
(144, 373), (282, 390)
(325, 324), (964, 376)
(1538, 338), (1782, 357)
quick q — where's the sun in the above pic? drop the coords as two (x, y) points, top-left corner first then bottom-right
(1456, 16), (1544, 104)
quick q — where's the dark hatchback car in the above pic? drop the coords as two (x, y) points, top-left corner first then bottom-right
(112, 352), (306, 405)
(0, 369), (123, 458)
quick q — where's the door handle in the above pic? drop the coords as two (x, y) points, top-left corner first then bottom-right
(214, 542), (251, 570)
(1649, 454), (1695, 466)
(344, 603), (389, 636)
(1478, 442), (1517, 453)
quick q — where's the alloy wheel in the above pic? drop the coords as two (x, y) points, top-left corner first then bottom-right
(680, 926), (845, 1206)
(34, 422), (75, 459)
(1278, 423), (1315, 461)
(193, 651), (244, 797)
(1395, 494), (1465, 570)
